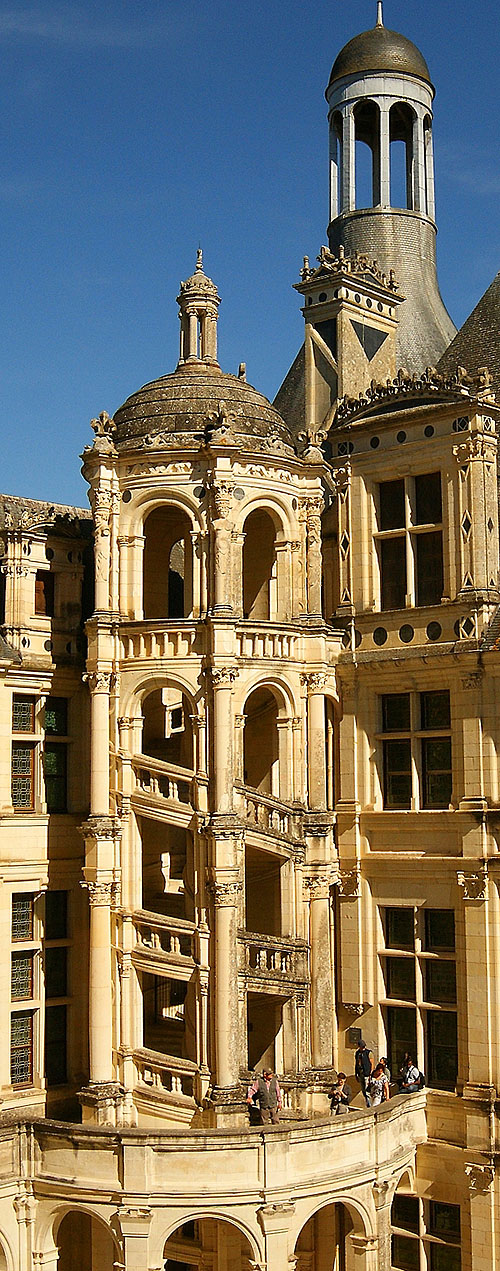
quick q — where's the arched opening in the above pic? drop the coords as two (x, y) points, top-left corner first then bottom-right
(330, 111), (343, 219)
(0, 1239), (8, 1271)
(390, 102), (416, 209)
(243, 687), (279, 795)
(295, 1202), (361, 1271)
(142, 965), (196, 1062)
(242, 509), (277, 620)
(56, 1209), (118, 1270)
(354, 99), (380, 208)
(143, 506), (193, 619)
(142, 686), (194, 769)
(163, 1216), (254, 1271)
(140, 817), (193, 920)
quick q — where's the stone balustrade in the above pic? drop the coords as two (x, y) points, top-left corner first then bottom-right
(134, 1047), (197, 1101)
(235, 782), (303, 842)
(132, 754), (193, 807)
(119, 620), (199, 661)
(133, 909), (196, 963)
(239, 930), (309, 983)
(236, 624), (299, 660)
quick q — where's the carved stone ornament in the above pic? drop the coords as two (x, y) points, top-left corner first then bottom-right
(207, 879), (243, 906)
(81, 879), (117, 907)
(90, 488), (113, 538)
(344, 1003), (364, 1016)
(337, 867), (362, 899)
(80, 815), (122, 842)
(465, 1162), (495, 1192)
(91, 410), (115, 438)
(300, 671), (328, 693)
(211, 666), (239, 687)
(211, 480), (235, 519)
(303, 873), (334, 899)
(337, 364), (494, 426)
(461, 672), (483, 691)
(83, 671), (116, 694)
(206, 399), (243, 446)
(297, 425), (327, 461)
(454, 436), (497, 465)
(457, 870), (488, 901)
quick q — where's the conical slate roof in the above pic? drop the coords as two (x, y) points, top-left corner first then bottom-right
(437, 271), (500, 402)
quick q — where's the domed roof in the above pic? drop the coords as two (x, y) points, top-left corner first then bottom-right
(327, 23), (431, 90)
(113, 361), (295, 453)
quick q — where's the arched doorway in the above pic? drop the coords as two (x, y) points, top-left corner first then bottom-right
(295, 1202), (358, 1271)
(143, 506), (193, 619)
(163, 1216), (254, 1271)
(142, 686), (194, 770)
(56, 1210), (117, 1270)
(243, 686), (279, 796)
(242, 509), (277, 619)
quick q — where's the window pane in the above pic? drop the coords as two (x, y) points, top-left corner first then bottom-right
(391, 1233), (419, 1270)
(425, 961), (456, 1005)
(44, 697), (68, 736)
(10, 1011), (33, 1085)
(382, 694), (411, 732)
(45, 947), (67, 999)
(379, 479), (405, 530)
(45, 1004), (67, 1086)
(387, 1005), (417, 1084)
(44, 743), (67, 812)
(45, 891), (68, 940)
(384, 739), (412, 808)
(386, 908), (414, 950)
(11, 744), (34, 809)
(392, 1195), (419, 1233)
(422, 738), (452, 808)
(12, 696), (35, 732)
(11, 953), (34, 1000)
(429, 1202), (460, 1241)
(421, 692), (451, 730)
(427, 1009), (457, 1089)
(429, 1245), (461, 1271)
(415, 472), (442, 524)
(381, 537), (406, 609)
(384, 957), (416, 1001)
(425, 910), (455, 952)
(12, 894), (34, 941)
(416, 532), (443, 606)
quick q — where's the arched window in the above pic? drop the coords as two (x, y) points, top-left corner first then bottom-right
(143, 506), (193, 619)
(354, 99), (380, 208)
(56, 1211), (118, 1270)
(390, 102), (416, 209)
(243, 686), (279, 795)
(142, 686), (194, 770)
(242, 510), (277, 620)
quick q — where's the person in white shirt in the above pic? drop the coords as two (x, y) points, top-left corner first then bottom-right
(398, 1053), (420, 1092)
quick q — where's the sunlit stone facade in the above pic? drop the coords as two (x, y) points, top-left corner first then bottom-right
(0, 10), (497, 1271)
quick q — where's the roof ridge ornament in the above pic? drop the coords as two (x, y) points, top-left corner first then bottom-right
(196, 247), (203, 272)
(376, 1), (384, 25)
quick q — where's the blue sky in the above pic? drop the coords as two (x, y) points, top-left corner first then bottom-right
(1, 0), (499, 506)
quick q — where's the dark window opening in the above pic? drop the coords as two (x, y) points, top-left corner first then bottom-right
(415, 472), (442, 525)
(43, 743), (67, 812)
(422, 736), (452, 808)
(45, 1004), (67, 1086)
(383, 738), (412, 808)
(385, 907), (414, 950)
(384, 957), (416, 1001)
(35, 570), (55, 617)
(45, 946), (67, 998)
(44, 697), (68, 736)
(379, 479), (405, 530)
(380, 537), (406, 609)
(382, 694), (411, 732)
(416, 532), (443, 606)
(427, 1009), (457, 1090)
(424, 909), (455, 953)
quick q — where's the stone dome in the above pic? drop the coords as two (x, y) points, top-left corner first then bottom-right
(327, 24), (431, 90)
(113, 361), (295, 453)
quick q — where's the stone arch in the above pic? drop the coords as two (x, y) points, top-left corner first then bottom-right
(235, 672), (297, 720)
(0, 1233), (13, 1271)
(143, 504), (194, 619)
(293, 1191), (375, 1255)
(389, 100), (417, 210)
(236, 491), (296, 541)
(50, 1206), (120, 1270)
(156, 1211), (261, 1270)
(123, 671), (202, 722)
(353, 98), (381, 208)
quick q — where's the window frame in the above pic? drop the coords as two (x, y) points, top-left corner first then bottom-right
(374, 471), (445, 611)
(380, 905), (458, 1092)
(378, 690), (452, 811)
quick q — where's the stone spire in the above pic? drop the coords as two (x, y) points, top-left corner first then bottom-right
(177, 252), (221, 366)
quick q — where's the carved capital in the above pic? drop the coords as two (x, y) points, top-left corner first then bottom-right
(457, 869), (488, 901)
(301, 671), (328, 693)
(211, 480), (235, 518)
(303, 872), (333, 899)
(337, 867), (361, 899)
(82, 879), (117, 907)
(461, 672), (483, 691)
(454, 435), (497, 464)
(465, 1162), (495, 1192)
(211, 665), (239, 687)
(207, 878), (243, 906)
(80, 815), (122, 842)
(83, 670), (116, 694)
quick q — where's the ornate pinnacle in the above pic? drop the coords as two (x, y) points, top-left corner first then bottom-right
(196, 247), (203, 272)
(376, 2), (383, 26)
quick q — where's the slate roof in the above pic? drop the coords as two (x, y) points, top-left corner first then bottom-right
(437, 271), (500, 403)
(328, 23), (431, 89)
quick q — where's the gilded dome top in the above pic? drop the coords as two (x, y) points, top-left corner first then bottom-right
(113, 361), (295, 453)
(327, 23), (431, 90)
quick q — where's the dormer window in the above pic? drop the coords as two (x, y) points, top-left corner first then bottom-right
(375, 472), (443, 610)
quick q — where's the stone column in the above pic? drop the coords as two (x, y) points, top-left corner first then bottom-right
(349, 1234), (379, 1269)
(90, 486), (112, 612)
(373, 1181), (393, 1271)
(379, 106), (390, 206)
(84, 671), (114, 816)
(258, 1202), (295, 1271)
(302, 673), (327, 809)
(14, 1178), (36, 1271)
(211, 667), (239, 814)
(457, 867), (491, 1086)
(86, 878), (115, 1083)
(342, 108), (355, 212)
(413, 112), (426, 213)
(305, 498), (323, 618)
(329, 117), (339, 220)
(208, 871), (243, 1105)
(277, 718), (293, 801)
(304, 872), (334, 1068)
(211, 480), (234, 614)
(115, 1207), (153, 1271)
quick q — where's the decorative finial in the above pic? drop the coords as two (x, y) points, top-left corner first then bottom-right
(196, 247), (203, 272)
(376, 1), (383, 25)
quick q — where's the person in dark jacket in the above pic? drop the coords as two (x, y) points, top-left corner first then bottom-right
(329, 1072), (352, 1115)
(247, 1068), (282, 1124)
(354, 1039), (374, 1107)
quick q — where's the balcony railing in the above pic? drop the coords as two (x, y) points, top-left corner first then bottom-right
(132, 755), (194, 807)
(236, 625), (299, 661)
(133, 909), (196, 963)
(235, 783), (303, 842)
(119, 621), (199, 661)
(239, 930), (309, 983)
(134, 1047), (197, 1100)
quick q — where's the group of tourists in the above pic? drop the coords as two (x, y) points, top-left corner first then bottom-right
(329, 1041), (423, 1115)
(246, 1043), (423, 1124)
